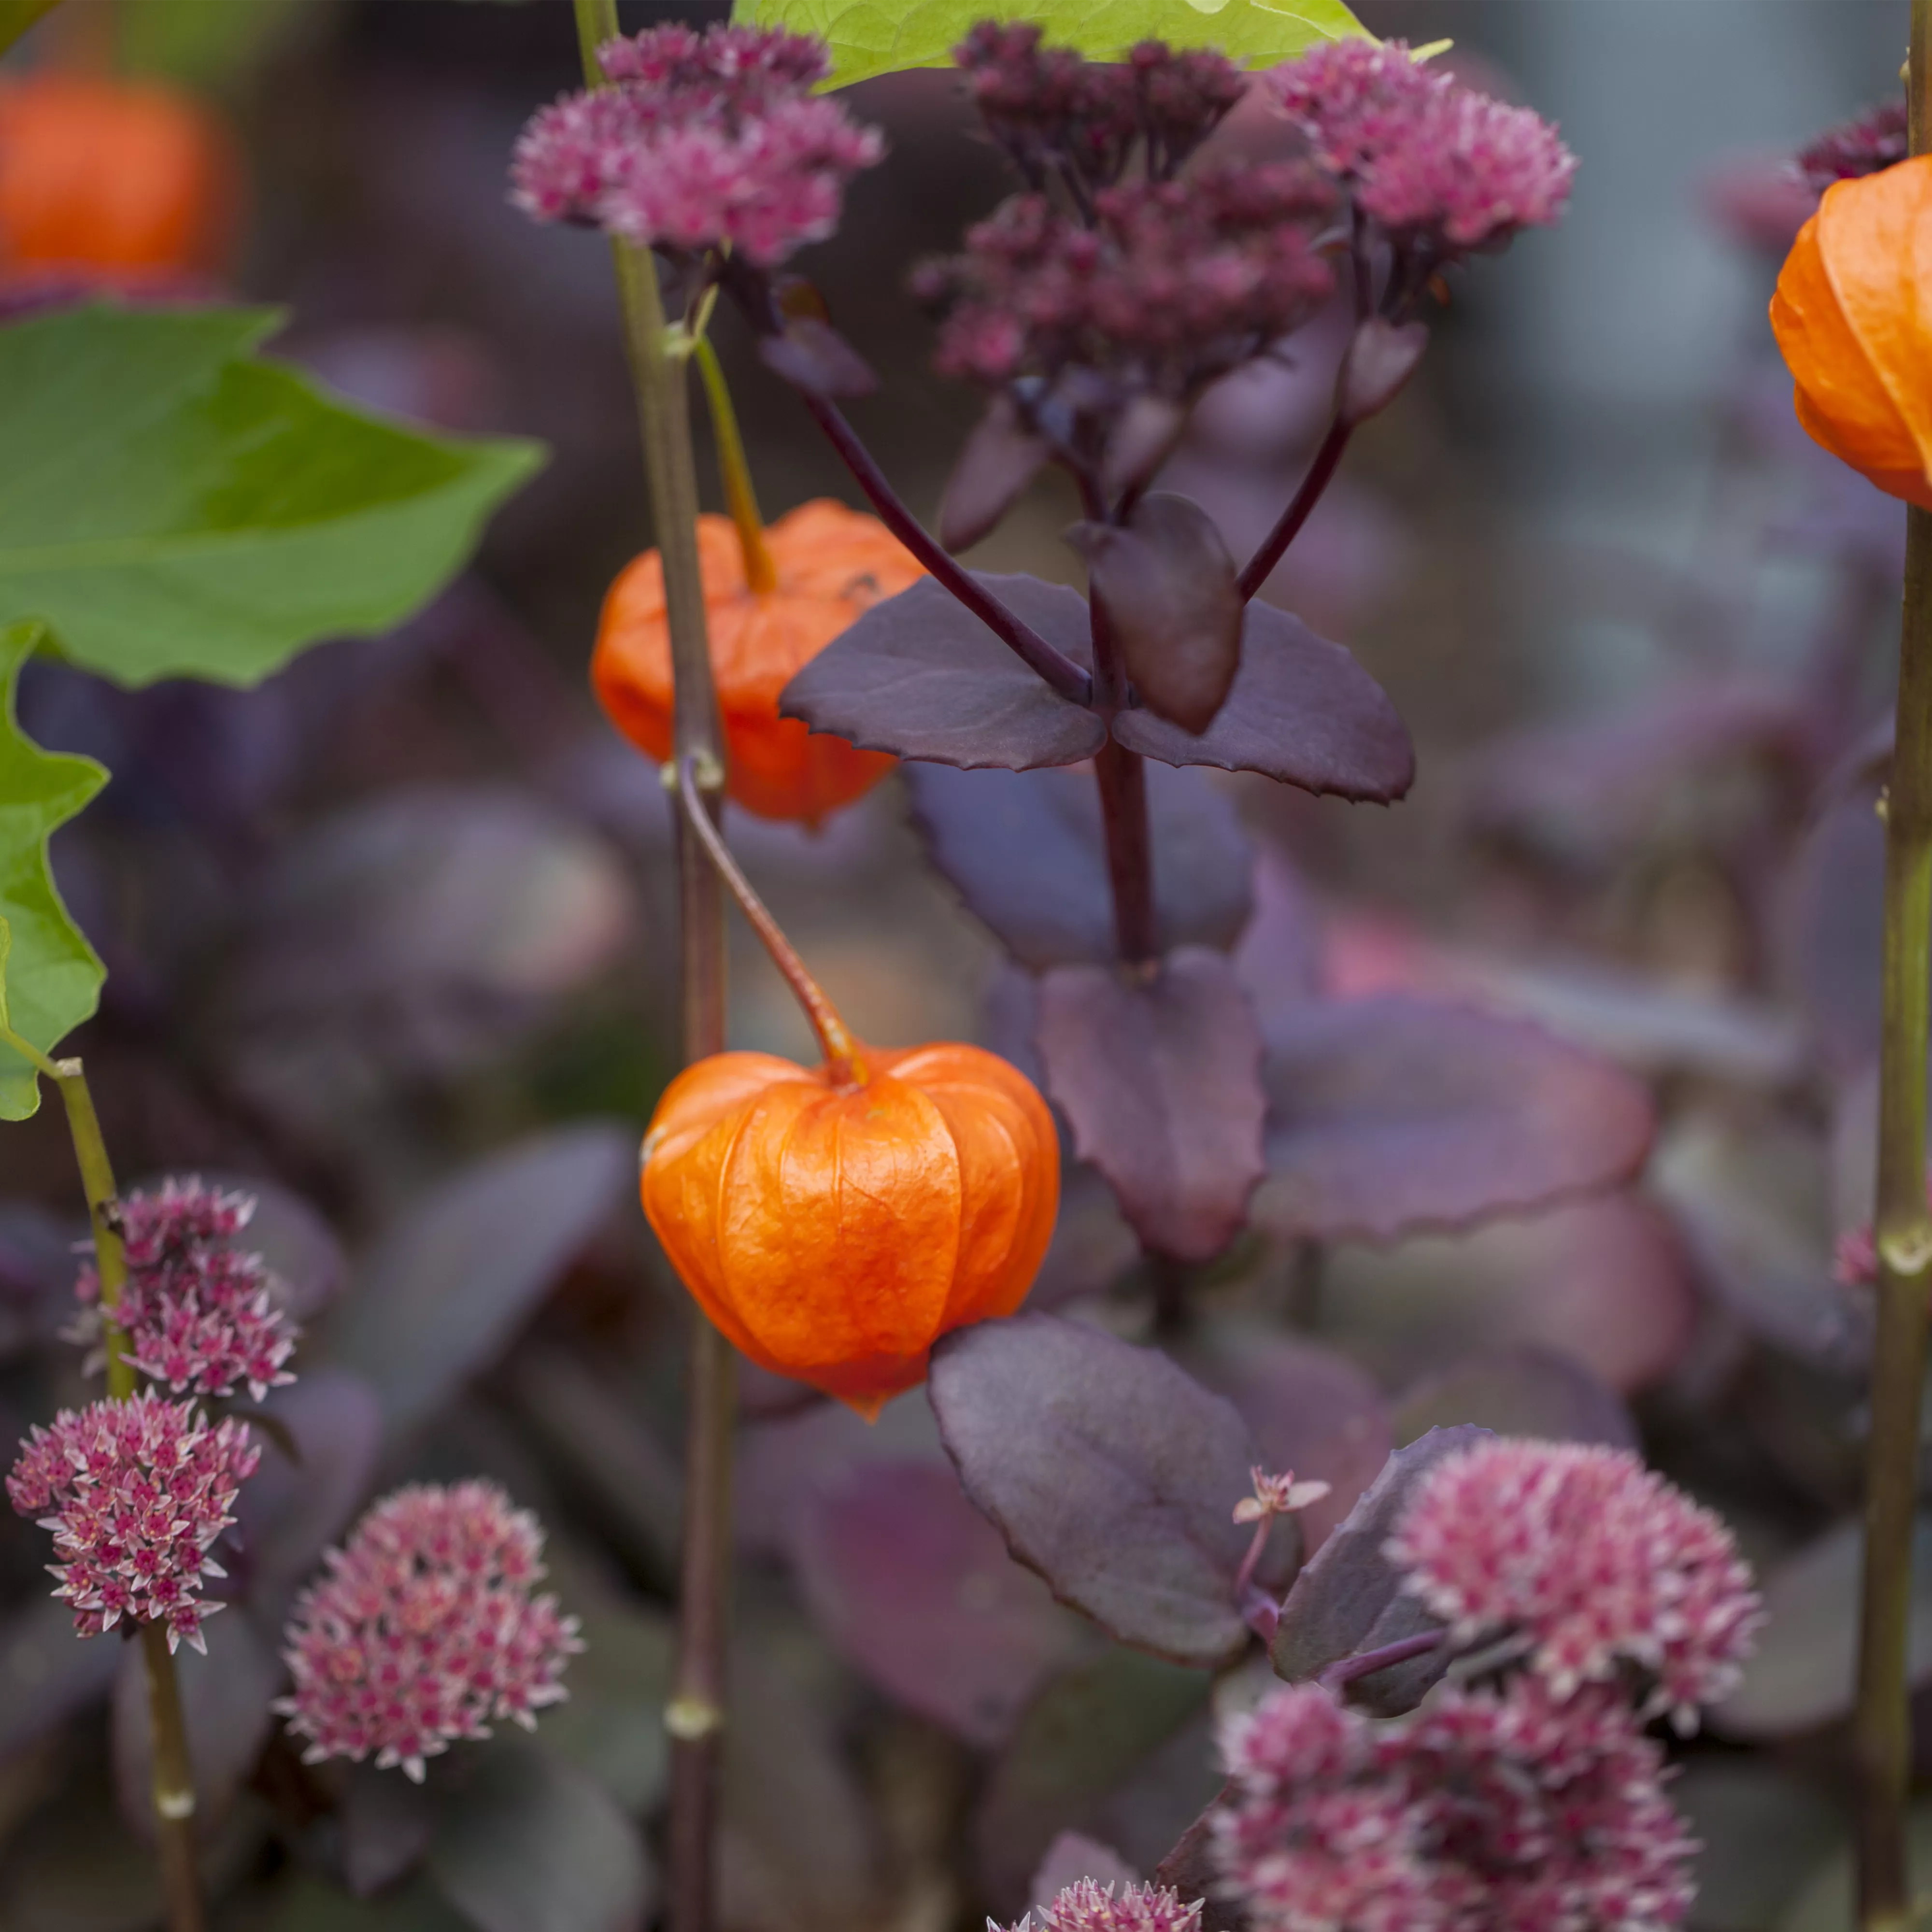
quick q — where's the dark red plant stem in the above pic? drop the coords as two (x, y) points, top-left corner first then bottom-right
(1236, 413), (1353, 603)
(798, 392), (1094, 704)
(1318, 1629), (1445, 1696)
(1087, 594), (1158, 965)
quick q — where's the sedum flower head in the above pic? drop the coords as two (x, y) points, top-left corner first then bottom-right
(995, 1879), (1207, 1932)
(510, 23), (882, 266)
(1385, 1439), (1763, 1729)
(1268, 41), (1575, 257)
(71, 1178), (298, 1403)
(1212, 1677), (1694, 1932)
(277, 1480), (582, 1782)
(7, 1392), (258, 1653)
(916, 165), (1335, 399)
(1798, 99), (1909, 194)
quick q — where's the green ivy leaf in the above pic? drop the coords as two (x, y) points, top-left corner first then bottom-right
(0, 305), (544, 688)
(0, 621), (106, 1121)
(731, 0), (1369, 86)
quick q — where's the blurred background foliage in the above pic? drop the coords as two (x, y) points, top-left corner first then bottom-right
(0, 1), (1925, 1929)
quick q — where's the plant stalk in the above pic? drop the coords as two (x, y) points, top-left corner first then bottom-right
(575, 9), (736, 1932)
(694, 336), (778, 596)
(5, 1042), (203, 1932)
(1236, 415), (1352, 603)
(1087, 588), (1158, 966)
(1856, 18), (1932, 1921)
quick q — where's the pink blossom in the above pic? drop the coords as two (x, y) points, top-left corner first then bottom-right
(7, 1392), (258, 1653)
(1798, 99), (1908, 193)
(1268, 42), (1574, 256)
(1211, 1678), (1695, 1932)
(1835, 1222), (1879, 1288)
(277, 1481), (581, 1782)
(1236, 1467), (1334, 1524)
(71, 1178), (298, 1403)
(1385, 1439), (1762, 1728)
(510, 23), (881, 266)
(996, 1878), (1207, 1932)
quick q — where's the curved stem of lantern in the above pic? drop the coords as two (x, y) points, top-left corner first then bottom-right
(676, 754), (867, 1086)
(574, 9), (736, 1932)
(1854, 7), (1932, 1926)
(693, 335), (778, 596)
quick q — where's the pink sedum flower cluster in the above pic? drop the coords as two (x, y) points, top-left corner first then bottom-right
(1212, 1677), (1695, 1932)
(1386, 1439), (1763, 1729)
(917, 165), (1335, 397)
(277, 1480), (581, 1782)
(1268, 41), (1575, 254)
(510, 24), (883, 266)
(997, 1879), (1206, 1932)
(72, 1178), (297, 1403)
(6, 1391), (258, 1652)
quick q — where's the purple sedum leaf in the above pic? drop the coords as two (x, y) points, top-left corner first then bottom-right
(941, 398), (1051, 553)
(1391, 1345), (1637, 1451)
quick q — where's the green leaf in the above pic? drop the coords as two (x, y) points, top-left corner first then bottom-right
(731, 0), (1370, 86)
(0, 305), (543, 688)
(0, 0), (62, 59)
(0, 620), (105, 1122)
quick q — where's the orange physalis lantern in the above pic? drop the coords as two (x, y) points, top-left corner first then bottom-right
(0, 73), (240, 284)
(593, 498), (924, 825)
(1770, 154), (1932, 510)
(640, 759), (1060, 1418)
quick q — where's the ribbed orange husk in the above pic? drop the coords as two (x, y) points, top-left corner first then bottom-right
(593, 498), (924, 825)
(1770, 154), (1932, 511)
(0, 75), (240, 281)
(640, 1040), (1060, 1417)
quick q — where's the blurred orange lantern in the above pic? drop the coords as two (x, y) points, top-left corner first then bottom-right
(593, 498), (923, 825)
(0, 72), (240, 283)
(1770, 154), (1932, 510)
(642, 1038), (1060, 1418)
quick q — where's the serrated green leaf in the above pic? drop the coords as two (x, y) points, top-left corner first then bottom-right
(732, 0), (1369, 86)
(0, 305), (544, 688)
(0, 621), (105, 1121)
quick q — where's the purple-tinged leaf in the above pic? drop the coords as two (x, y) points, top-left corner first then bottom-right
(1154, 1795), (1246, 1932)
(1391, 1346), (1636, 1451)
(0, 1592), (120, 1757)
(1101, 397), (1187, 503)
(1032, 1165), (1141, 1311)
(942, 398), (1050, 553)
(1072, 494), (1243, 735)
(324, 1124), (633, 1437)
(758, 317), (877, 398)
(1032, 1832), (1142, 1905)
(1270, 1425), (1491, 1717)
(903, 761), (1253, 971)
(1184, 1326), (1393, 1552)
(230, 1367), (384, 1614)
(1231, 848), (1325, 1031)
(427, 1741), (653, 1932)
(974, 1646), (1210, 1912)
(1339, 318), (1428, 425)
(1254, 995), (1656, 1244)
(342, 1762), (436, 1898)
(1037, 949), (1265, 1263)
(1714, 1517), (1932, 1740)
(930, 1313), (1289, 1666)
(1112, 603), (1412, 803)
(1776, 782), (1888, 1077)
(793, 1462), (1083, 1747)
(113, 1606), (282, 1843)
(535, 1576), (674, 1816)
(781, 573), (1103, 771)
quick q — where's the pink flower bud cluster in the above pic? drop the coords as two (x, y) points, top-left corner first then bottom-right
(955, 24), (1247, 190)
(917, 164), (1335, 398)
(1268, 42), (1575, 256)
(997, 1878), (1207, 1932)
(510, 24), (883, 266)
(1386, 1439), (1763, 1731)
(277, 1480), (581, 1783)
(1798, 99), (1909, 193)
(1212, 1677), (1695, 1932)
(71, 1178), (298, 1403)
(6, 1392), (258, 1653)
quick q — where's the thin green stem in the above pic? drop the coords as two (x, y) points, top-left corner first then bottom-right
(694, 335), (778, 596)
(573, 10), (736, 1932)
(1855, 18), (1932, 1921)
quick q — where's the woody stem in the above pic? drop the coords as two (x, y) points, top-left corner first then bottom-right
(10, 1045), (203, 1932)
(1855, 15), (1932, 1929)
(575, 9), (735, 1932)
(675, 755), (866, 1083)
(694, 335), (778, 596)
